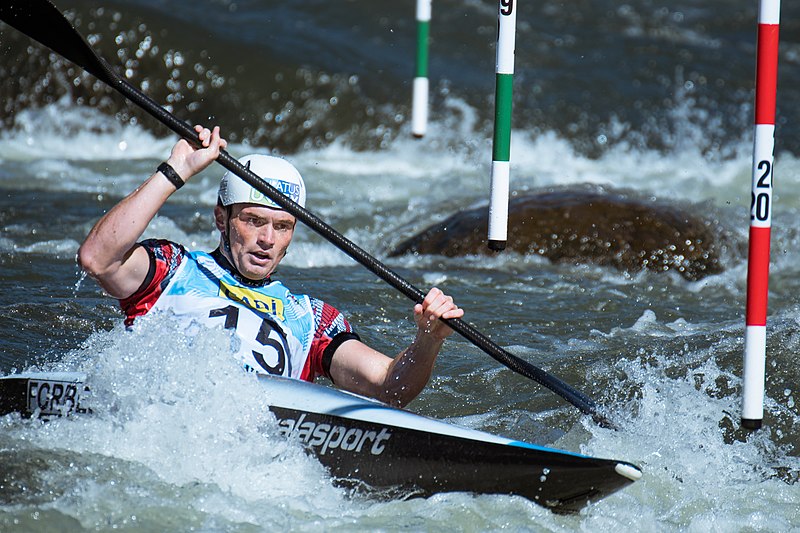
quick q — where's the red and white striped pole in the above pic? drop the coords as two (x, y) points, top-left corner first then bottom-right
(742, 0), (781, 430)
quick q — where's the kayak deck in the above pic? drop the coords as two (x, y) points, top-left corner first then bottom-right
(0, 372), (641, 513)
(263, 374), (641, 512)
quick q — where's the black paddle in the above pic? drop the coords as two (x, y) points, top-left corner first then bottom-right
(0, 0), (615, 428)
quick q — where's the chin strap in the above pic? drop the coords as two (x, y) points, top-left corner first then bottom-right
(223, 205), (232, 248)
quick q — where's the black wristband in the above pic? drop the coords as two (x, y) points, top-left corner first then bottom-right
(157, 162), (184, 190)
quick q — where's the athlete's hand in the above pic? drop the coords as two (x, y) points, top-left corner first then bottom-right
(166, 125), (228, 185)
(413, 287), (464, 342)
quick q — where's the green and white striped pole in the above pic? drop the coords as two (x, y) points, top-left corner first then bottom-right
(412, 0), (431, 138)
(487, 0), (517, 251)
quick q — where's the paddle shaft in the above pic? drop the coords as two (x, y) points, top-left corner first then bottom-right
(0, 0), (611, 426)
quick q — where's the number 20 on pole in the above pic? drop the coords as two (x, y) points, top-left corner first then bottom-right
(751, 159), (772, 223)
(750, 126), (775, 227)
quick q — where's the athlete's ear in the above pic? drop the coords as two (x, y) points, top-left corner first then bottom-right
(213, 205), (227, 232)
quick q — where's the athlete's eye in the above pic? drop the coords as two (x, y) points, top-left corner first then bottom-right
(240, 215), (266, 227)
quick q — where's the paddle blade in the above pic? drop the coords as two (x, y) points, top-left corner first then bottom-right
(0, 0), (111, 82)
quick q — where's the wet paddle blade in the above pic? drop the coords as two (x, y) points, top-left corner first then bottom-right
(0, 0), (112, 82)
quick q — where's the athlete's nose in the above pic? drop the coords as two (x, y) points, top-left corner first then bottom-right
(256, 224), (276, 248)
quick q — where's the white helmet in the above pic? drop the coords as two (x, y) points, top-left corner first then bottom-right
(218, 154), (306, 209)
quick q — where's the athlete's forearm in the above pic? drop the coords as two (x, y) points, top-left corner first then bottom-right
(375, 288), (462, 407)
(78, 125), (225, 299)
(380, 333), (444, 407)
(77, 172), (177, 298)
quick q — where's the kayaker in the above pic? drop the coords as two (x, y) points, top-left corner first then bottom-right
(77, 125), (464, 407)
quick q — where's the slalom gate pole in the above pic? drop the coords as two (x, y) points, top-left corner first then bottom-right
(742, 0), (781, 430)
(412, 0), (431, 138)
(487, 0), (517, 251)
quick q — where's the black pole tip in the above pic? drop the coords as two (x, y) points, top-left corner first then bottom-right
(741, 418), (763, 430)
(488, 240), (507, 252)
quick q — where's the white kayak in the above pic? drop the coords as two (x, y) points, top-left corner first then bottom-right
(0, 371), (641, 513)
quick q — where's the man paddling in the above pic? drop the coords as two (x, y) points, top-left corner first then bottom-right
(78, 125), (463, 407)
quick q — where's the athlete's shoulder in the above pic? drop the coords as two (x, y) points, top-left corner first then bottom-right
(140, 238), (187, 264)
(121, 240), (188, 325)
(309, 297), (353, 335)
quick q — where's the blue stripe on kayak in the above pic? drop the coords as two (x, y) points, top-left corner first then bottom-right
(508, 440), (589, 458)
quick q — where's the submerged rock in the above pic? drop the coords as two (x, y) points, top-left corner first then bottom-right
(389, 188), (733, 281)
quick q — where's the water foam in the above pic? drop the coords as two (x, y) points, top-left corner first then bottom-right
(0, 97), (173, 162)
(574, 348), (800, 530)
(3, 318), (358, 528)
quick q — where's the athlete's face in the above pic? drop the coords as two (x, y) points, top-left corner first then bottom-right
(215, 203), (296, 280)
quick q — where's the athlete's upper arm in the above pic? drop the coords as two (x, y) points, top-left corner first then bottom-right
(87, 243), (152, 300)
